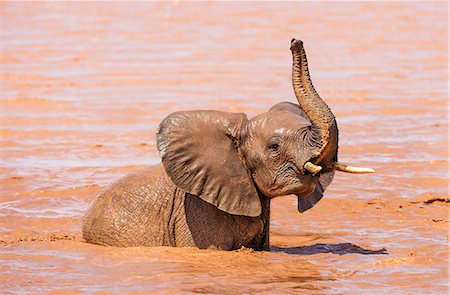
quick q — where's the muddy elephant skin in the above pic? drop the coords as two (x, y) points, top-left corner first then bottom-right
(82, 39), (372, 250)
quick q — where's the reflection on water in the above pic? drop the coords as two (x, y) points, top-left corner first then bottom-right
(272, 243), (388, 256)
(1, 1), (448, 294)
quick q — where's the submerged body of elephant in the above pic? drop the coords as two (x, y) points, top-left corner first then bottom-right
(82, 39), (373, 250)
(83, 165), (270, 250)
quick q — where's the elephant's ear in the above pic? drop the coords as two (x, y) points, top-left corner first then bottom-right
(297, 171), (334, 213)
(157, 110), (261, 217)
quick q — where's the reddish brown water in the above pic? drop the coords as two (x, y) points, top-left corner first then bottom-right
(1, 2), (448, 294)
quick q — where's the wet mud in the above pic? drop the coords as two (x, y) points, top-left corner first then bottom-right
(1, 2), (448, 294)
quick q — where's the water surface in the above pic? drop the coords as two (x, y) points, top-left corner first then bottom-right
(1, 2), (448, 294)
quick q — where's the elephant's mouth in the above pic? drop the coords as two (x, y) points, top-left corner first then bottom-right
(267, 164), (319, 197)
(297, 173), (320, 196)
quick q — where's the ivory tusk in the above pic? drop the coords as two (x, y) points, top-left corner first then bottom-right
(304, 162), (322, 175)
(334, 163), (375, 174)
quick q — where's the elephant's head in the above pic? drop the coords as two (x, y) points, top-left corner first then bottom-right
(157, 39), (373, 217)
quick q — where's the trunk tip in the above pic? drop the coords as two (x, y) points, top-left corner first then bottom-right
(290, 38), (303, 51)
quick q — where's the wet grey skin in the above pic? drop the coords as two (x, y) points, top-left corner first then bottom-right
(82, 39), (373, 250)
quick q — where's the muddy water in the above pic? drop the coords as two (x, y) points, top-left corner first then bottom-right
(1, 2), (448, 294)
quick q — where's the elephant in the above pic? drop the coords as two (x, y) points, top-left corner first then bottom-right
(82, 39), (373, 250)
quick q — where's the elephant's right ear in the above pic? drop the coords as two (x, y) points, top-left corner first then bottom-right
(297, 169), (335, 213)
(156, 110), (261, 217)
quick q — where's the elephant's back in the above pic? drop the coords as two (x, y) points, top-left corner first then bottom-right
(82, 164), (176, 247)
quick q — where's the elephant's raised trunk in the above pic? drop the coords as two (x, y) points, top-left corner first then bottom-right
(291, 39), (375, 175)
(290, 38), (338, 164)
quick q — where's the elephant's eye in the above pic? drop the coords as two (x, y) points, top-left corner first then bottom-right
(270, 143), (280, 150)
(267, 137), (282, 152)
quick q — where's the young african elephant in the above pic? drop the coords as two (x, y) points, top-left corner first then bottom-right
(82, 39), (373, 250)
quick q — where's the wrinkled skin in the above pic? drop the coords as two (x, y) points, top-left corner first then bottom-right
(83, 39), (354, 250)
